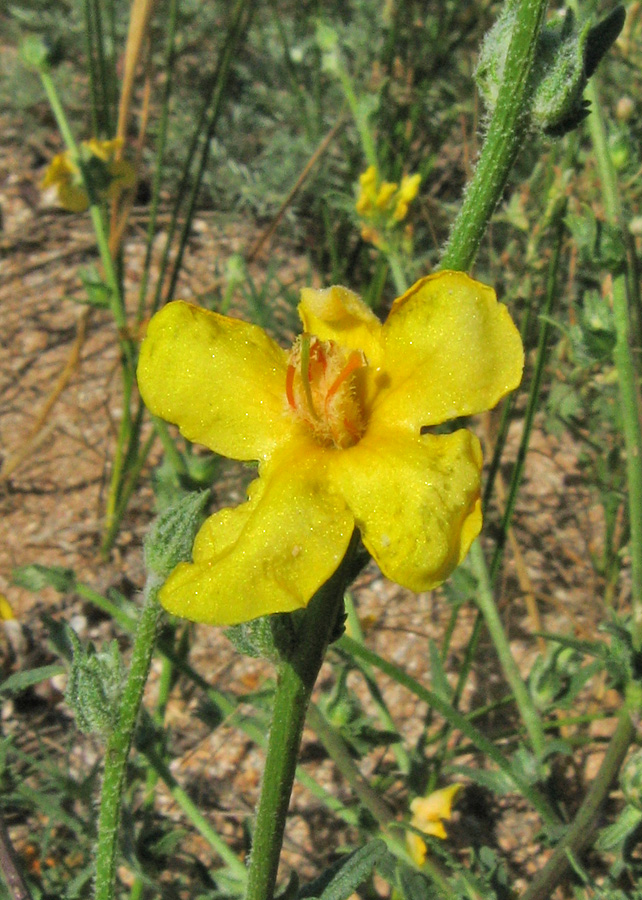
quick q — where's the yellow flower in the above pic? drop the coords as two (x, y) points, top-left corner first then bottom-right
(355, 165), (422, 247)
(41, 138), (135, 212)
(407, 784), (462, 865)
(137, 272), (523, 626)
(0, 594), (15, 621)
(41, 152), (89, 212)
(393, 173), (422, 221)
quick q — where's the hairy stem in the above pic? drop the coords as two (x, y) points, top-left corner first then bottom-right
(245, 533), (365, 900)
(94, 576), (163, 900)
(440, 0), (549, 271)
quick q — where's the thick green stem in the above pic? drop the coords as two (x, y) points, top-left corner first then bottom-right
(440, 0), (549, 271)
(245, 534), (364, 900)
(584, 79), (642, 649)
(94, 576), (163, 900)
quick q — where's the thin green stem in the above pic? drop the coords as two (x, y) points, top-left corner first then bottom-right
(245, 533), (365, 900)
(136, 0), (179, 324)
(335, 64), (378, 169)
(521, 684), (639, 900)
(440, 0), (549, 271)
(163, 0), (253, 307)
(584, 78), (642, 649)
(306, 702), (394, 824)
(101, 425), (157, 557)
(344, 594), (410, 775)
(94, 576), (164, 900)
(101, 369), (135, 557)
(38, 68), (134, 369)
(142, 736), (248, 881)
(387, 251), (408, 297)
(468, 541), (547, 760)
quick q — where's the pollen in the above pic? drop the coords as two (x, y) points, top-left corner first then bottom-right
(286, 334), (367, 449)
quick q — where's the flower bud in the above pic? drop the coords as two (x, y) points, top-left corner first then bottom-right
(621, 749), (642, 810)
(65, 629), (124, 736)
(144, 490), (210, 580)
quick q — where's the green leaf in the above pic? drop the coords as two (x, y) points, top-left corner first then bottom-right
(429, 640), (453, 703)
(78, 266), (112, 308)
(397, 864), (437, 900)
(596, 805), (642, 852)
(299, 840), (389, 900)
(12, 563), (76, 593)
(0, 663), (65, 695)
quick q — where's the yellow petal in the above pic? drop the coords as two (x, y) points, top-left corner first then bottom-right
(108, 159), (137, 191)
(406, 832), (428, 866)
(298, 285), (383, 364)
(159, 442), (355, 625)
(0, 594), (15, 621)
(410, 784), (462, 829)
(329, 428), (482, 591)
(137, 301), (292, 461)
(58, 182), (90, 212)
(85, 137), (122, 161)
(374, 271), (524, 429)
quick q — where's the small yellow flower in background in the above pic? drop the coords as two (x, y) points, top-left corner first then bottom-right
(355, 164), (421, 247)
(137, 271), (523, 626)
(407, 784), (462, 865)
(0, 594), (15, 621)
(41, 138), (135, 212)
(393, 173), (421, 221)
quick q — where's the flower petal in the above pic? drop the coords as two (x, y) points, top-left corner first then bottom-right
(298, 285), (383, 364)
(329, 427), (482, 592)
(374, 271), (524, 429)
(138, 301), (292, 461)
(410, 784), (462, 829)
(159, 444), (355, 625)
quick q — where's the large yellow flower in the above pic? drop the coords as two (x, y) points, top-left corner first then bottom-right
(137, 272), (523, 626)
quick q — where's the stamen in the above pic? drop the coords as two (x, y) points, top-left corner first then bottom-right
(285, 363), (297, 409)
(325, 350), (364, 407)
(300, 335), (319, 420)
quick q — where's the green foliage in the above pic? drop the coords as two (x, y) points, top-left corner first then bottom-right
(297, 839), (390, 900)
(143, 489), (210, 579)
(65, 629), (124, 736)
(476, 5), (625, 136)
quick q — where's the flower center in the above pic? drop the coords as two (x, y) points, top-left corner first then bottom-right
(285, 335), (367, 449)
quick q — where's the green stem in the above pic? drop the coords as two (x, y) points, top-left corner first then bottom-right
(344, 594), (410, 775)
(521, 684), (639, 900)
(142, 738), (247, 881)
(387, 251), (409, 297)
(584, 78), (642, 649)
(94, 576), (163, 900)
(306, 702), (394, 824)
(468, 541), (547, 760)
(101, 368), (135, 557)
(440, 0), (549, 271)
(245, 533), (364, 900)
(39, 69), (134, 367)
(335, 64), (377, 169)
